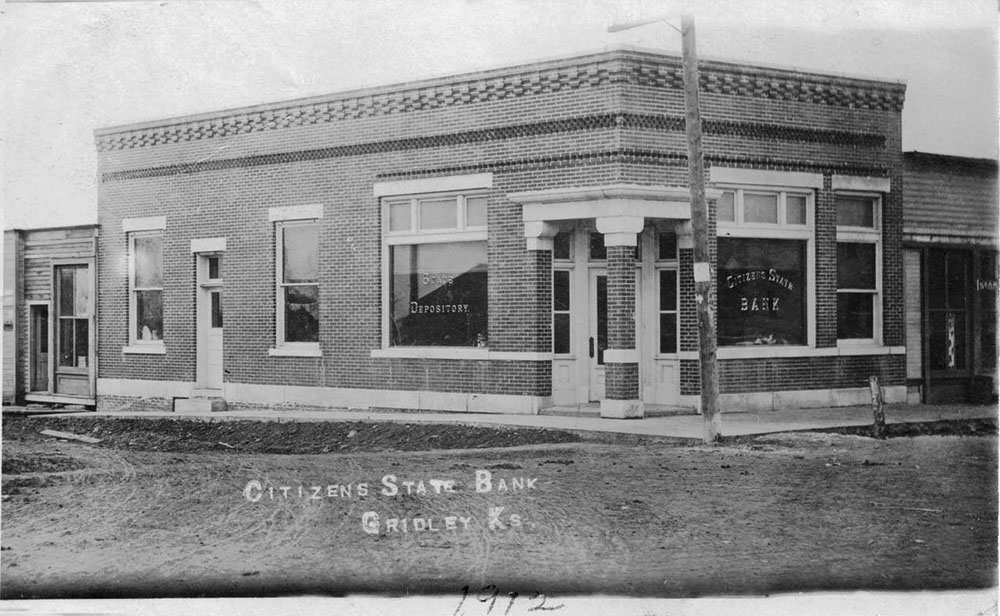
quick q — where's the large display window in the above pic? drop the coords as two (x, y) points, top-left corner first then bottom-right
(384, 193), (489, 348)
(717, 238), (807, 346)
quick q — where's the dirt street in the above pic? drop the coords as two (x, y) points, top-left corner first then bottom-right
(1, 416), (996, 599)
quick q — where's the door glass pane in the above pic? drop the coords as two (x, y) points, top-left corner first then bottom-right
(419, 198), (457, 230)
(589, 233), (607, 261)
(75, 267), (89, 316)
(30, 305), (48, 391)
(659, 313), (677, 354)
(553, 314), (570, 354)
(946, 252), (967, 310)
(208, 256), (221, 280)
(75, 319), (88, 367)
(596, 275), (607, 365)
(59, 268), (75, 316)
(58, 320), (74, 367)
(134, 236), (163, 287)
(658, 231), (677, 261)
(981, 252), (997, 372)
(928, 250), (947, 310)
(211, 291), (223, 328)
(745, 193), (778, 223)
(929, 311), (967, 370)
(553, 270), (570, 311)
(553, 232), (572, 260)
(659, 270), (677, 310)
(282, 225), (319, 283)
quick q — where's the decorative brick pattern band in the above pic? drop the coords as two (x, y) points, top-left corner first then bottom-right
(101, 113), (886, 183)
(96, 50), (904, 153)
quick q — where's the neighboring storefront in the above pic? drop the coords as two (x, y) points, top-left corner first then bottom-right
(902, 152), (998, 404)
(2, 226), (99, 406)
(94, 47), (908, 417)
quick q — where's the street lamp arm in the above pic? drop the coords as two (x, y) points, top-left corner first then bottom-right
(607, 16), (683, 35)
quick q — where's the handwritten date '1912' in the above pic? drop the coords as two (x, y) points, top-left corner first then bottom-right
(454, 585), (563, 616)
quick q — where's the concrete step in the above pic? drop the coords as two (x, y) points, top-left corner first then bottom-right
(540, 404), (697, 418)
(174, 397), (228, 414)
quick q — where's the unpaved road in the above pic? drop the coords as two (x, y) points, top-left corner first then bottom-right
(1, 417), (996, 599)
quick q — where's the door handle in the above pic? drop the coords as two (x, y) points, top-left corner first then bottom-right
(589, 337), (594, 358)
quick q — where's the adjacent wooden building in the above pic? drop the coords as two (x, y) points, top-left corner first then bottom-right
(902, 152), (998, 403)
(2, 226), (99, 406)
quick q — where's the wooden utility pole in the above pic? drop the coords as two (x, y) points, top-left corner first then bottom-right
(681, 15), (721, 442)
(608, 14), (721, 442)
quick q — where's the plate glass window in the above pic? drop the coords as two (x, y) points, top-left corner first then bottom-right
(385, 193), (489, 348)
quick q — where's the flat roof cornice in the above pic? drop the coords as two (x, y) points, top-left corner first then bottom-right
(94, 46), (907, 148)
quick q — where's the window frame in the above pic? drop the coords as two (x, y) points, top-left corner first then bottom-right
(716, 187), (816, 348)
(835, 192), (883, 345)
(274, 218), (321, 353)
(128, 230), (165, 350)
(381, 191), (489, 351)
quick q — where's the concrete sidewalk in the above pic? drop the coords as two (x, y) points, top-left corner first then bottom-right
(4, 401), (996, 441)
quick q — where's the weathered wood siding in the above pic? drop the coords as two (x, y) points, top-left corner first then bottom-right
(903, 152), (998, 243)
(3, 230), (21, 404)
(11, 226), (98, 402)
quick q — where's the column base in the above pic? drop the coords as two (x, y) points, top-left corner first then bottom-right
(600, 398), (644, 419)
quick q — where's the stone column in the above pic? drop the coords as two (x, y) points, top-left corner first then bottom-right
(596, 216), (644, 418)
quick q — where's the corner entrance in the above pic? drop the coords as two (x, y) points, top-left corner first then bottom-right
(551, 227), (681, 409)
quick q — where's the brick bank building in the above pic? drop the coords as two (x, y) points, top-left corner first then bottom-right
(94, 48), (910, 417)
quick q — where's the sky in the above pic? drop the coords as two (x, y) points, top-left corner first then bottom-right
(1, 0), (997, 230)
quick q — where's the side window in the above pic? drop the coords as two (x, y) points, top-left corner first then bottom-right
(276, 221), (320, 345)
(835, 194), (881, 342)
(130, 232), (164, 344)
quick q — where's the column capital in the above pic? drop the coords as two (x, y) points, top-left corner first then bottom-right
(523, 221), (559, 251)
(596, 216), (645, 247)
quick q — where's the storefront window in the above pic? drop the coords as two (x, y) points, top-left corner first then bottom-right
(385, 193), (489, 348)
(390, 242), (487, 346)
(717, 238), (807, 346)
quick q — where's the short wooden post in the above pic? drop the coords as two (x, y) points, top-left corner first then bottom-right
(870, 375), (887, 439)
